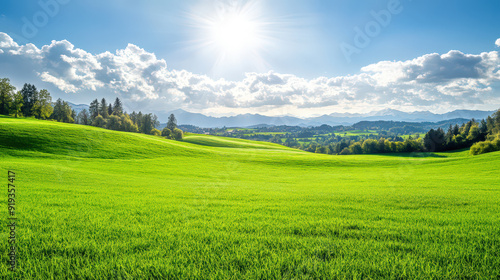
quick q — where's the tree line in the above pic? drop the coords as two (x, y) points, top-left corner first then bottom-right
(307, 111), (500, 155)
(469, 111), (500, 155)
(0, 78), (54, 119)
(0, 78), (183, 140)
(191, 110), (500, 156)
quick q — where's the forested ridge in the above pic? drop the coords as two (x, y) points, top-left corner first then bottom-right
(0, 78), (183, 140)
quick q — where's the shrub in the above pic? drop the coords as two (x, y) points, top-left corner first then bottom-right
(161, 127), (172, 138)
(150, 128), (161, 136)
(172, 128), (183, 140)
(470, 135), (500, 155)
(92, 115), (107, 128)
(339, 147), (351, 155)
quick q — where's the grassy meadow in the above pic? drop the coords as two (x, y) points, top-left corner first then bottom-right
(1, 115), (499, 279)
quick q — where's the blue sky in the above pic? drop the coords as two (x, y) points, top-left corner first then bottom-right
(0, 0), (499, 118)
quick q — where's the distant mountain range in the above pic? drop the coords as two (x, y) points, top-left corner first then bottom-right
(67, 102), (89, 114)
(160, 108), (495, 128)
(66, 102), (494, 128)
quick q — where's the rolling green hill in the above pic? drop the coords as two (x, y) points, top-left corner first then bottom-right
(1, 116), (499, 279)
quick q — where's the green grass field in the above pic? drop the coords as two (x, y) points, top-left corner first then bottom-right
(1, 116), (499, 279)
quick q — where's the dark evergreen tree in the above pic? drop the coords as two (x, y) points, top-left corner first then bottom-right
(89, 99), (99, 120)
(136, 111), (143, 132)
(486, 116), (495, 134)
(113, 97), (123, 116)
(130, 111), (137, 123)
(142, 113), (153, 134)
(51, 99), (74, 123)
(51, 98), (64, 121)
(100, 98), (109, 118)
(479, 119), (488, 140)
(167, 114), (177, 131)
(424, 128), (445, 152)
(21, 83), (38, 117)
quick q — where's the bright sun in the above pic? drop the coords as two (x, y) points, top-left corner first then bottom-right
(187, 0), (276, 76)
(209, 13), (259, 55)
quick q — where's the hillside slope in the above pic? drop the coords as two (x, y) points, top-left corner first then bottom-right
(1, 116), (499, 279)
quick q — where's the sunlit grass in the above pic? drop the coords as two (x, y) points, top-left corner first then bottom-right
(0, 116), (499, 279)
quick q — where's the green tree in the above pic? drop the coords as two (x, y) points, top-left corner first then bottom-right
(339, 147), (351, 155)
(100, 98), (109, 118)
(161, 127), (172, 138)
(0, 78), (16, 115)
(11, 91), (23, 118)
(76, 109), (90, 125)
(172, 128), (183, 140)
(479, 119), (488, 139)
(92, 115), (107, 128)
(51, 98), (64, 121)
(152, 114), (160, 128)
(349, 142), (363, 154)
(120, 115), (138, 132)
(361, 139), (378, 154)
(51, 99), (74, 123)
(21, 83), (38, 117)
(106, 115), (122, 131)
(167, 114), (177, 131)
(315, 145), (326, 154)
(113, 97), (123, 116)
(466, 125), (480, 142)
(32, 89), (53, 119)
(108, 103), (113, 116)
(493, 109), (500, 135)
(142, 113), (153, 134)
(424, 128), (445, 152)
(89, 99), (99, 120)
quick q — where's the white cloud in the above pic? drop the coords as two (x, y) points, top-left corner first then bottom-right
(496, 38), (500, 47)
(0, 33), (18, 49)
(0, 32), (499, 117)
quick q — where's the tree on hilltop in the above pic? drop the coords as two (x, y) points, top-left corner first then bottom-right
(32, 89), (53, 119)
(0, 78), (15, 115)
(76, 109), (90, 125)
(51, 98), (74, 123)
(21, 83), (38, 117)
(167, 114), (177, 131)
(106, 115), (122, 131)
(89, 99), (99, 120)
(11, 91), (23, 118)
(100, 98), (109, 118)
(92, 115), (106, 128)
(113, 97), (123, 116)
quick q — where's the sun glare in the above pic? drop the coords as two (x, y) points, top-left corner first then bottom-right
(210, 14), (259, 54)
(210, 14), (258, 53)
(187, 0), (275, 76)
